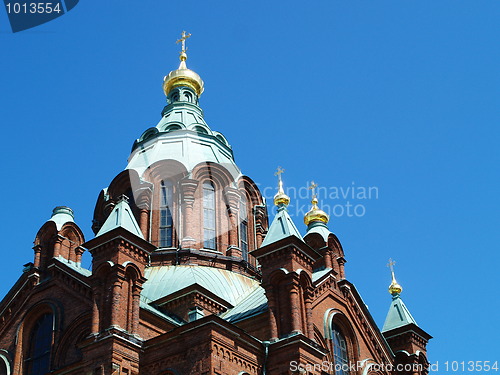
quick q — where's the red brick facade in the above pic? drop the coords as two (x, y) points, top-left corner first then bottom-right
(0, 63), (430, 375)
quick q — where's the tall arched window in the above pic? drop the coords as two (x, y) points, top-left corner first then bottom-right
(239, 197), (248, 260)
(0, 353), (9, 375)
(203, 182), (216, 250)
(159, 180), (173, 248)
(332, 323), (349, 375)
(25, 313), (53, 375)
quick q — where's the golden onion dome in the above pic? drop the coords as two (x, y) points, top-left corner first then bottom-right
(163, 50), (204, 97)
(304, 197), (329, 226)
(387, 258), (403, 295)
(389, 280), (403, 295)
(389, 272), (403, 295)
(274, 179), (290, 206)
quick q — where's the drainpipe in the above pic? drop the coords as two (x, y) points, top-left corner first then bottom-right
(262, 340), (270, 375)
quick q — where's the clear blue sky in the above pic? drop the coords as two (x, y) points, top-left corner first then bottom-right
(1, 0), (499, 367)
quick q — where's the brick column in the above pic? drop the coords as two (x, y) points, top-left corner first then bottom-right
(264, 285), (279, 341)
(75, 246), (85, 266)
(305, 290), (314, 340)
(131, 284), (142, 335)
(288, 280), (302, 334)
(110, 277), (123, 328)
(253, 205), (266, 247)
(91, 288), (101, 334)
(53, 235), (63, 258)
(180, 178), (199, 248)
(322, 247), (333, 269)
(223, 187), (241, 254)
(135, 187), (152, 240)
(33, 245), (42, 268)
(337, 256), (347, 279)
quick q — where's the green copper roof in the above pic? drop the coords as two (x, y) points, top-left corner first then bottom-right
(382, 294), (418, 332)
(261, 205), (304, 247)
(49, 206), (75, 230)
(221, 285), (267, 323)
(96, 197), (144, 239)
(306, 221), (332, 242)
(142, 265), (260, 306)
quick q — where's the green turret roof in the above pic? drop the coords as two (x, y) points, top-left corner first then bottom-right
(49, 206), (75, 230)
(96, 196), (144, 239)
(261, 205), (303, 247)
(382, 293), (418, 332)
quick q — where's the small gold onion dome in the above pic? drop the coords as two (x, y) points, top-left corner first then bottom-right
(389, 278), (403, 295)
(304, 197), (329, 226)
(274, 179), (290, 206)
(163, 51), (204, 97)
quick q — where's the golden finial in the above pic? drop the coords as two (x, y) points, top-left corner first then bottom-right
(176, 30), (191, 62)
(387, 258), (403, 295)
(304, 181), (329, 226)
(273, 166), (290, 207)
(163, 31), (204, 97)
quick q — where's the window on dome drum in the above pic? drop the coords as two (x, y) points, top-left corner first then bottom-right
(332, 323), (349, 375)
(203, 182), (216, 250)
(194, 126), (208, 135)
(159, 180), (174, 248)
(166, 124), (182, 132)
(239, 197), (248, 260)
(25, 313), (53, 375)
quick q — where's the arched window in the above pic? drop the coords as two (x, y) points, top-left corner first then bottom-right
(0, 353), (9, 375)
(25, 313), (53, 375)
(165, 124), (182, 133)
(332, 323), (349, 375)
(239, 197), (248, 260)
(194, 126), (208, 135)
(159, 180), (174, 248)
(203, 182), (216, 250)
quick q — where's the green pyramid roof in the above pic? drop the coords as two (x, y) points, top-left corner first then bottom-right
(261, 205), (303, 247)
(96, 196), (144, 239)
(382, 294), (418, 332)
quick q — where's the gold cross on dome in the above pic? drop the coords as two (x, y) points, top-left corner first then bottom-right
(176, 31), (191, 53)
(274, 166), (285, 182)
(387, 258), (396, 274)
(309, 181), (318, 199)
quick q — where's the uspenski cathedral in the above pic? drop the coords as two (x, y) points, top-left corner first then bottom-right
(0, 33), (431, 375)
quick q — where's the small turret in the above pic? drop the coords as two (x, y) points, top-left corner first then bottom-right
(382, 259), (432, 372)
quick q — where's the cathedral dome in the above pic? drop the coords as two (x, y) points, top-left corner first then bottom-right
(163, 51), (204, 97)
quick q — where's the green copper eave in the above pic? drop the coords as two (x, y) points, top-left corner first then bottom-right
(261, 205), (304, 247)
(382, 293), (418, 332)
(96, 198), (144, 239)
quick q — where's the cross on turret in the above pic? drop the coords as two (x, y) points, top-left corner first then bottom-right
(308, 181), (318, 199)
(274, 166), (285, 182)
(176, 30), (191, 53)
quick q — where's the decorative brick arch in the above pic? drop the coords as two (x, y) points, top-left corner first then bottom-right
(33, 221), (58, 269)
(142, 159), (188, 246)
(323, 308), (360, 365)
(237, 175), (268, 253)
(53, 313), (91, 368)
(14, 301), (62, 374)
(57, 222), (85, 264)
(191, 162), (238, 252)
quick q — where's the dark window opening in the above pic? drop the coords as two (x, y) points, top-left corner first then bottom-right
(25, 313), (53, 375)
